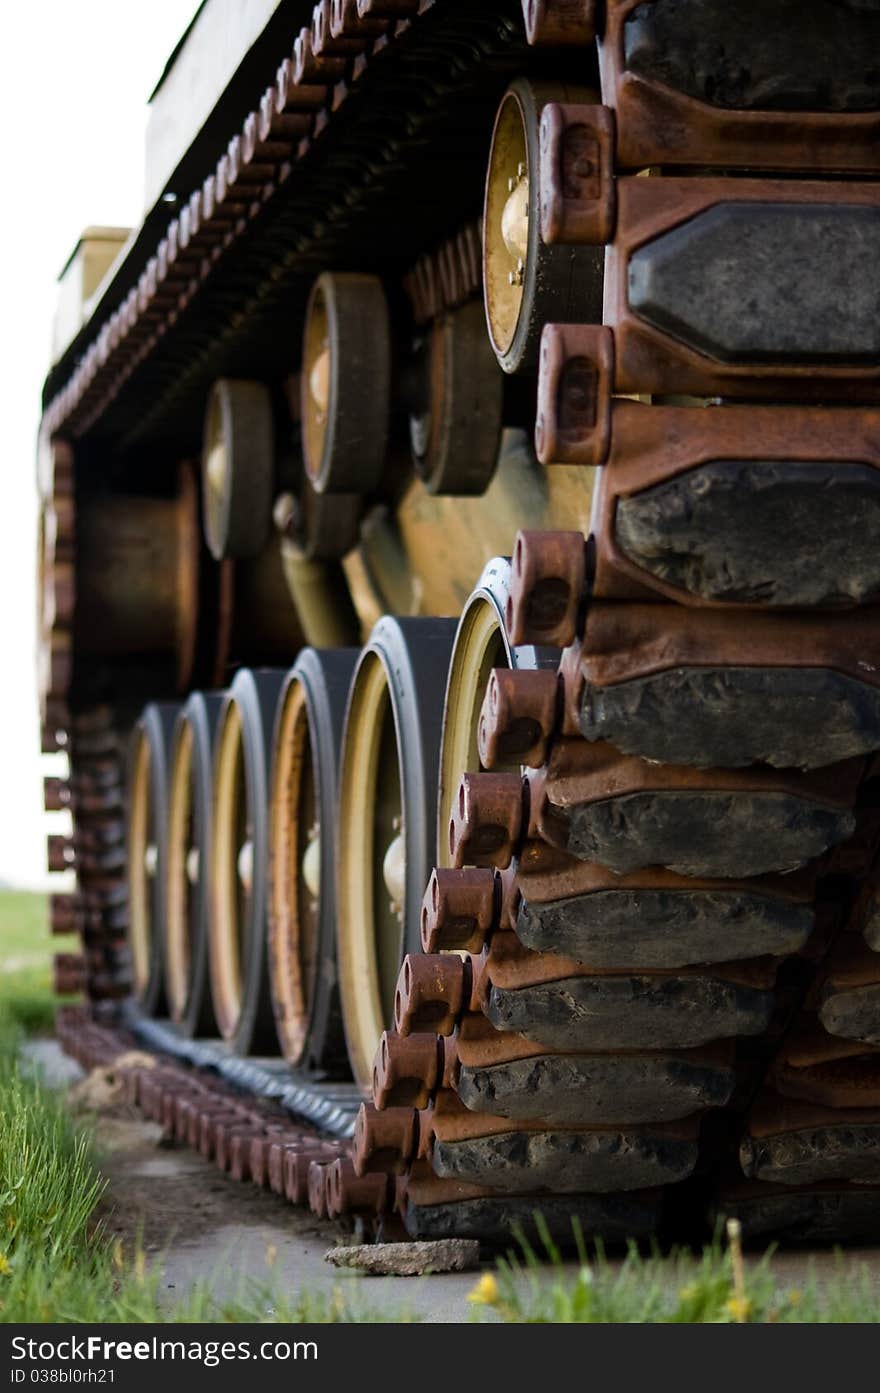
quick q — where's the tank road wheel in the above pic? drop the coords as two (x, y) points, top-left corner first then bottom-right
(483, 78), (605, 375)
(409, 300), (504, 496)
(126, 703), (181, 1015)
(337, 617), (457, 1089)
(437, 557), (557, 867)
(164, 692), (224, 1037)
(301, 272), (392, 494)
(201, 378), (274, 561)
(209, 668), (286, 1054)
(269, 647), (359, 1073)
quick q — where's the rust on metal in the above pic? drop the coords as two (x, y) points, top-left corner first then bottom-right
(394, 954), (474, 1037)
(353, 1103), (418, 1175)
(522, 0), (597, 47)
(507, 530), (586, 649)
(420, 867), (499, 954)
(539, 102), (615, 245)
(448, 771), (525, 870)
(478, 668), (558, 770)
(372, 1029), (447, 1109)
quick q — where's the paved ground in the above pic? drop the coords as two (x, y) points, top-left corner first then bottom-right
(21, 1041), (880, 1321)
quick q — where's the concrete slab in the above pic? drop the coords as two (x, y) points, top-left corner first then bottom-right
(20, 1037), (85, 1089)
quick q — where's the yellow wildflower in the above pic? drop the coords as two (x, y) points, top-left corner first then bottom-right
(788, 1290), (802, 1307)
(468, 1273), (499, 1306)
(725, 1296), (752, 1323)
(0, 1253), (12, 1276)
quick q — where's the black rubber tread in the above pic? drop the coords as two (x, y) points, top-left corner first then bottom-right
(126, 702), (182, 1017)
(214, 668), (286, 1056)
(740, 1124), (880, 1186)
(486, 974), (774, 1051)
(623, 0), (880, 113)
(456, 1052), (735, 1125)
(725, 1188), (880, 1244)
(554, 790), (854, 878)
(269, 647), (359, 1076)
(432, 1128), (698, 1193)
(615, 461), (880, 607)
(169, 691), (224, 1039)
(201, 379), (274, 561)
(579, 667), (880, 770)
(485, 78), (605, 376)
(404, 1192), (663, 1245)
(628, 203), (880, 366)
(819, 984), (880, 1045)
(516, 888), (814, 969)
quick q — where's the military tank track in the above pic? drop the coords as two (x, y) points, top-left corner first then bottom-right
(38, 0), (880, 1248)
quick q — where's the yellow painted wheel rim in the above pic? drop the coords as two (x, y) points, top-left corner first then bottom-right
(302, 285), (330, 485)
(437, 596), (510, 867)
(484, 90), (528, 360)
(127, 729), (153, 998)
(210, 702), (249, 1040)
(165, 720), (194, 1022)
(337, 652), (404, 1090)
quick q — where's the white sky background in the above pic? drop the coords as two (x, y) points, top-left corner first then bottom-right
(0, 2), (200, 887)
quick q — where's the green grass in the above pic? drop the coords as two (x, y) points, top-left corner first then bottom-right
(467, 1219), (880, 1323)
(0, 889), (76, 1034)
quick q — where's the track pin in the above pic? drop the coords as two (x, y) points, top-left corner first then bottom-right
(394, 954), (473, 1037)
(353, 1103), (418, 1175)
(477, 668), (558, 769)
(506, 530), (587, 649)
